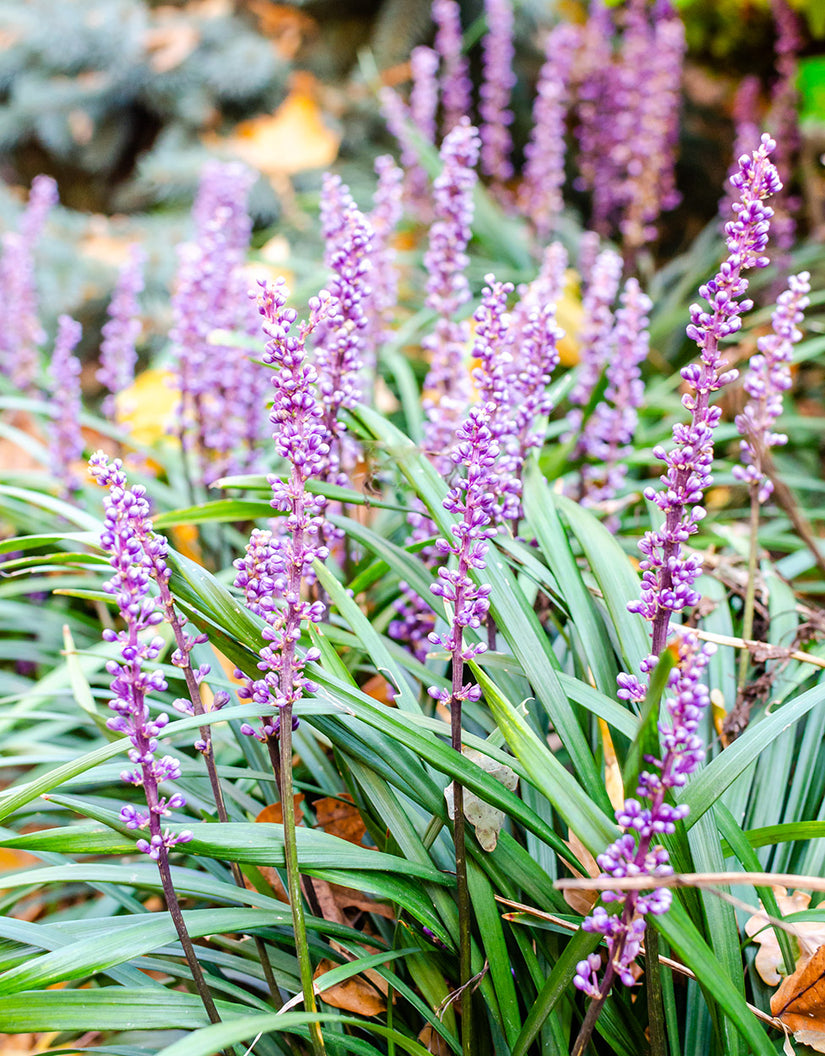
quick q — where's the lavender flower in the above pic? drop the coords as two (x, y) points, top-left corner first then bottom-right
(615, 1), (685, 256)
(623, 134), (781, 695)
(97, 245), (145, 420)
(768, 0), (802, 254)
(89, 452), (192, 860)
(720, 76), (762, 225)
(363, 155), (403, 374)
(734, 271), (810, 502)
(433, 0), (472, 136)
(233, 280), (330, 740)
(48, 315), (84, 496)
(574, 632), (715, 998)
(447, 258), (566, 530)
(170, 162), (266, 485)
(314, 178), (374, 488)
(410, 46), (440, 145)
(479, 0), (516, 190)
(580, 278), (652, 523)
(427, 404), (499, 705)
(568, 247), (623, 442)
(520, 23), (577, 242)
(0, 175), (58, 392)
(503, 243), (567, 490)
(421, 119), (481, 475)
(573, 2), (618, 234)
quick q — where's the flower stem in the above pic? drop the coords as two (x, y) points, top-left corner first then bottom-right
(160, 587), (281, 1002)
(278, 705), (325, 1056)
(448, 640), (473, 1056)
(737, 486), (761, 696)
(155, 833), (230, 1054)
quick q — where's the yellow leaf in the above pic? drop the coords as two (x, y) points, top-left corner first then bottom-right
(215, 72), (339, 177)
(115, 368), (180, 447)
(557, 269), (584, 367)
(598, 717), (624, 812)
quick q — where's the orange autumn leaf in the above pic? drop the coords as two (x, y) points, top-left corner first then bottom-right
(115, 368), (180, 448)
(313, 958), (388, 1016)
(313, 793), (367, 846)
(771, 944), (825, 1052)
(746, 887), (825, 986)
(217, 73), (339, 177)
(257, 796), (305, 827)
(561, 830), (599, 915)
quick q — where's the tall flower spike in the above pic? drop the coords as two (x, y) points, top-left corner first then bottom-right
(720, 76), (762, 225)
(479, 0), (516, 192)
(97, 245), (145, 420)
(314, 179), (374, 491)
(574, 633), (715, 999)
(170, 162), (265, 485)
(233, 280), (330, 739)
(735, 271), (810, 503)
(0, 174), (59, 392)
(573, 1), (619, 235)
(768, 0), (802, 254)
(520, 23), (577, 242)
(433, 0), (472, 136)
(567, 247), (623, 443)
(49, 315), (84, 496)
(615, 1), (685, 256)
(363, 155), (403, 377)
(427, 404), (499, 689)
(421, 119), (481, 475)
(89, 452), (192, 858)
(580, 277), (652, 526)
(623, 134), (781, 694)
(89, 451), (224, 1031)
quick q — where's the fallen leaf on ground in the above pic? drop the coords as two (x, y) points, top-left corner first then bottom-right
(313, 958), (389, 1016)
(214, 72), (339, 177)
(746, 887), (825, 985)
(418, 1024), (452, 1055)
(314, 793), (367, 845)
(115, 368), (180, 448)
(771, 943), (825, 1052)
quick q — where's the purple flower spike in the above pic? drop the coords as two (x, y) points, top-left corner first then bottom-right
(0, 175), (59, 392)
(433, 0), (472, 136)
(233, 280), (331, 739)
(479, 0), (516, 191)
(568, 247), (623, 442)
(410, 46), (440, 146)
(314, 179), (374, 490)
(720, 77), (762, 225)
(49, 315), (84, 496)
(520, 23), (577, 242)
(616, 2), (685, 255)
(421, 119), (481, 474)
(735, 271), (810, 502)
(575, 632), (715, 999)
(428, 403), (499, 704)
(89, 452), (192, 857)
(580, 278), (652, 525)
(363, 155), (403, 373)
(170, 161), (266, 485)
(97, 245), (145, 420)
(627, 134), (781, 681)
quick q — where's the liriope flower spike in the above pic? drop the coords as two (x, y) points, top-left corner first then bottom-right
(90, 452), (225, 1030)
(622, 134), (781, 702)
(97, 245), (145, 420)
(574, 634), (715, 1001)
(49, 315), (84, 496)
(735, 271), (810, 502)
